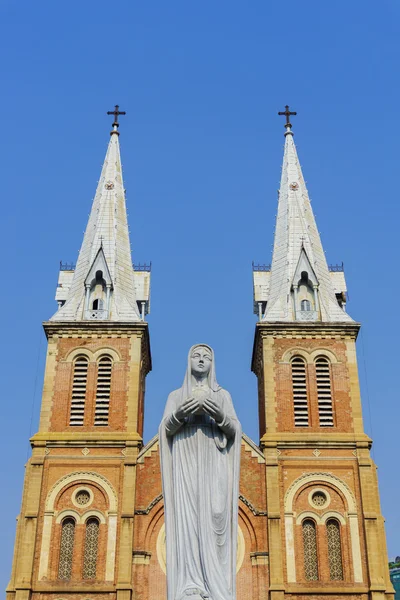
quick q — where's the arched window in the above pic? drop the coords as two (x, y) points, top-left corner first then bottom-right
(70, 356), (89, 426)
(302, 519), (319, 581)
(291, 357), (309, 426)
(94, 356), (113, 426)
(315, 357), (333, 426)
(301, 299), (312, 311)
(83, 518), (100, 579)
(326, 519), (344, 580)
(92, 298), (104, 310)
(58, 517), (75, 580)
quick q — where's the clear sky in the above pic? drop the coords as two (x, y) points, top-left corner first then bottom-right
(1, 0), (400, 590)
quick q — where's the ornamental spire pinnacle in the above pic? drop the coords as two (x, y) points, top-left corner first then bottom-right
(278, 104), (297, 135)
(107, 104), (126, 136)
(258, 112), (353, 323)
(51, 109), (143, 322)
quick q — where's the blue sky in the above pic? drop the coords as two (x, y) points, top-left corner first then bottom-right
(1, 0), (400, 589)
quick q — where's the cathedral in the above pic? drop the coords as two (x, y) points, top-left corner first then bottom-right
(6, 106), (394, 600)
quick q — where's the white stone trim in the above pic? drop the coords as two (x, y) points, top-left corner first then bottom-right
(38, 471), (118, 581)
(284, 472), (361, 583)
(71, 487), (94, 508)
(81, 509), (107, 524)
(284, 513), (296, 582)
(295, 511), (322, 525)
(308, 487), (331, 510)
(38, 512), (54, 580)
(281, 347), (339, 364)
(45, 471), (117, 512)
(105, 513), (118, 581)
(93, 347), (121, 362)
(55, 509), (81, 524)
(320, 511), (346, 525)
(349, 513), (363, 582)
(284, 472), (356, 513)
(310, 348), (338, 363)
(63, 348), (93, 362)
(281, 348), (310, 364)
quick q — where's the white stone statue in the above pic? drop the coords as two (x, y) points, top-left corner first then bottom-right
(159, 344), (242, 600)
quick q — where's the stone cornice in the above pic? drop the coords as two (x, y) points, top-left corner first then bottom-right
(260, 432), (372, 448)
(251, 320), (361, 375)
(43, 319), (152, 374)
(30, 431), (142, 448)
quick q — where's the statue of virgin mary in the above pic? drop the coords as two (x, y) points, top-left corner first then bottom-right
(159, 344), (241, 600)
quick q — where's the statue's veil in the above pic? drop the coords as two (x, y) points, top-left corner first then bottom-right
(181, 343), (220, 398)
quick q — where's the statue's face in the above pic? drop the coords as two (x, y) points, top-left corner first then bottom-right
(191, 346), (212, 378)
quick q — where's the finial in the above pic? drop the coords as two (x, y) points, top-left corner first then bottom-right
(107, 104), (126, 136)
(278, 105), (297, 135)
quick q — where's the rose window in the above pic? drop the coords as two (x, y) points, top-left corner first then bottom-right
(75, 490), (91, 506)
(311, 491), (327, 507)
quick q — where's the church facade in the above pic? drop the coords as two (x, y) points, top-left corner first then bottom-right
(6, 109), (394, 600)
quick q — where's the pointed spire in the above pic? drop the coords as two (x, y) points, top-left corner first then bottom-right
(51, 108), (141, 322)
(263, 109), (353, 323)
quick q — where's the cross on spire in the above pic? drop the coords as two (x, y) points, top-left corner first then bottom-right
(278, 105), (297, 130)
(107, 105), (126, 135)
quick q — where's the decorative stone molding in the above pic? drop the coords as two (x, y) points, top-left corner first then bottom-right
(320, 510), (346, 525)
(250, 551), (269, 566)
(281, 346), (339, 364)
(132, 550), (151, 565)
(242, 434), (265, 464)
(239, 495), (268, 517)
(307, 487), (331, 509)
(283, 472), (362, 584)
(39, 471), (118, 582)
(55, 509), (81, 524)
(137, 435), (159, 464)
(45, 471), (118, 512)
(135, 494), (163, 515)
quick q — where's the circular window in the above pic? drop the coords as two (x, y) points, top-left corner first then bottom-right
(75, 490), (91, 505)
(311, 491), (327, 507)
(72, 487), (93, 508)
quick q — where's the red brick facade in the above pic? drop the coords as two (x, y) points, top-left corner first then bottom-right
(6, 321), (395, 600)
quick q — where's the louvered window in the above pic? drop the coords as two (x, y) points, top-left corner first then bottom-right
(58, 518), (75, 580)
(94, 356), (112, 425)
(315, 357), (334, 426)
(302, 519), (319, 581)
(69, 356), (89, 426)
(327, 519), (344, 580)
(291, 357), (309, 426)
(83, 518), (100, 579)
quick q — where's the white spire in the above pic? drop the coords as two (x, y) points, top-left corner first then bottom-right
(263, 118), (353, 323)
(51, 120), (141, 322)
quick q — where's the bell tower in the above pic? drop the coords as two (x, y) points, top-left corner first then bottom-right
(7, 108), (151, 600)
(252, 109), (394, 600)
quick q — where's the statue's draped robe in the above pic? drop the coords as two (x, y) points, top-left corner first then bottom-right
(159, 346), (241, 600)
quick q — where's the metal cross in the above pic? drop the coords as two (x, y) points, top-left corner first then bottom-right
(107, 105), (126, 128)
(278, 105), (297, 127)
